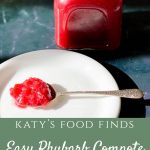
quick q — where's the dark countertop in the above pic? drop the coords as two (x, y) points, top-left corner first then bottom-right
(0, 0), (150, 118)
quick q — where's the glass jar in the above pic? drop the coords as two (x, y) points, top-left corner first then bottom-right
(54, 0), (122, 50)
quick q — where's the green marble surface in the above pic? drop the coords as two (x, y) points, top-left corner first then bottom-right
(0, 0), (150, 117)
(0, 0), (55, 58)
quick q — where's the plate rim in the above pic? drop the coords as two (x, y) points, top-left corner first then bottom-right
(0, 49), (121, 118)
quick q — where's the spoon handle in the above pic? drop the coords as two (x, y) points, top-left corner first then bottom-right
(61, 89), (144, 99)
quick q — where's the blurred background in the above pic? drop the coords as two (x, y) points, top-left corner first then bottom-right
(0, 0), (150, 57)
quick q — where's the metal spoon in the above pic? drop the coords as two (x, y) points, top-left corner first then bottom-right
(35, 88), (144, 109)
(53, 89), (144, 99)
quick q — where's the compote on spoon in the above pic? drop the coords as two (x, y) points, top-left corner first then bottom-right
(10, 77), (144, 108)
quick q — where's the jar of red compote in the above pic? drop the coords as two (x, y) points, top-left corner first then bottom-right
(54, 0), (122, 50)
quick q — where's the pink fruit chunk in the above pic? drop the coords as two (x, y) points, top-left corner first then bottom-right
(10, 77), (55, 108)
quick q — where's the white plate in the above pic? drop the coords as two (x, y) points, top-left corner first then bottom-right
(0, 50), (120, 118)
